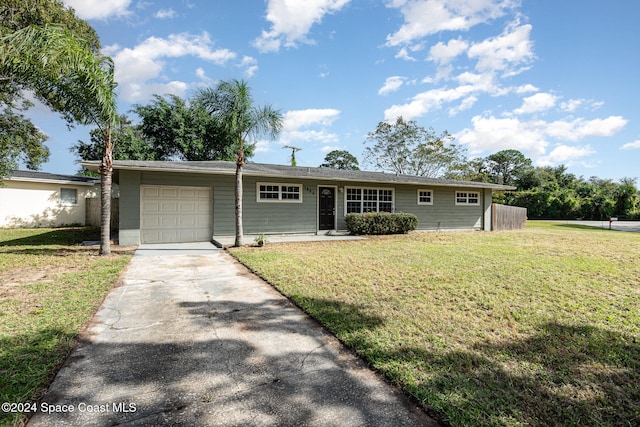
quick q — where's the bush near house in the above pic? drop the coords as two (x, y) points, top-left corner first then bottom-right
(345, 212), (418, 235)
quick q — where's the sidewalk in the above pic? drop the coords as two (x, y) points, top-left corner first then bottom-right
(28, 245), (436, 426)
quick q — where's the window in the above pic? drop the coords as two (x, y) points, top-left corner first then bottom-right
(345, 187), (393, 213)
(417, 189), (433, 205)
(257, 183), (302, 202)
(455, 191), (480, 206)
(60, 188), (78, 206)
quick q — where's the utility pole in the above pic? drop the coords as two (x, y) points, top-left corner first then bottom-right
(283, 145), (301, 166)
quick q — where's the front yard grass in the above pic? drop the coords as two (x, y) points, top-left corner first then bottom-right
(0, 228), (133, 427)
(231, 222), (640, 426)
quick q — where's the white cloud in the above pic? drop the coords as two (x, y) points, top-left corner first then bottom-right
(155, 8), (176, 19)
(545, 116), (627, 141)
(253, 0), (351, 52)
(384, 71), (498, 121)
(62, 0), (132, 20)
(429, 38), (469, 65)
(395, 47), (417, 61)
(560, 98), (604, 112)
(467, 21), (534, 75)
(109, 32), (237, 102)
(283, 130), (339, 144)
(378, 76), (406, 95)
(515, 84), (538, 94)
(125, 81), (190, 104)
(541, 145), (595, 164)
(280, 109), (341, 145)
(385, 0), (515, 46)
(456, 114), (628, 165)
(283, 109), (340, 130)
(238, 56), (259, 78)
(456, 115), (549, 157)
(621, 140), (640, 150)
(448, 95), (477, 115)
(321, 145), (342, 153)
(513, 92), (557, 115)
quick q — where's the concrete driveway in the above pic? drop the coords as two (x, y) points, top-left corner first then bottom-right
(28, 243), (436, 426)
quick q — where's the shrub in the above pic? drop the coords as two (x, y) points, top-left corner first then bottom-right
(345, 212), (418, 235)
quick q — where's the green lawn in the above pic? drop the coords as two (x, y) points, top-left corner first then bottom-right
(0, 228), (133, 427)
(231, 222), (640, 426)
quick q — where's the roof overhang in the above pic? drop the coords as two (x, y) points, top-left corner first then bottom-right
(7, 176), (98, 186)
(82, 160), (516, 191)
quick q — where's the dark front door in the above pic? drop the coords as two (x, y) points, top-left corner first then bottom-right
(318, 187), (336, 230)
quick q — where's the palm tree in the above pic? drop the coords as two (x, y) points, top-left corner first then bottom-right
(1, 25), (118, 254)
(197, 80), (283, 246)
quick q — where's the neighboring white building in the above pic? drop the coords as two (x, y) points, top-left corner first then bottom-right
(0, 171), (98, 228)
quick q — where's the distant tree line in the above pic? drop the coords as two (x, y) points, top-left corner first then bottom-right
(325, 118), (640, 220)
(444, 149), (640, 220)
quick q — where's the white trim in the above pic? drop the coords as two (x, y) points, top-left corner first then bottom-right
(317, 185), (337, 231)
(417, 189), (433, 205)
(344, 186), (395, 215)
(455, 190), (481, 206)
(256, 182), (303, 203)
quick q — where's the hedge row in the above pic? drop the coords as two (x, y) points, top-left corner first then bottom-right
(345, 212), (418, 235)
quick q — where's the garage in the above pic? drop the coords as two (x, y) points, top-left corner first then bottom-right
(140, 185), (212, 244)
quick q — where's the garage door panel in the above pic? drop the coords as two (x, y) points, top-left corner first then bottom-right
(160, 188), (178, 198)
(142, 187), (160, 198)
(179, 202), (196, 212)
(140, 185), (212, 244)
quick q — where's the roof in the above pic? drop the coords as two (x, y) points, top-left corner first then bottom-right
(8, 170), (99, 186)
(81, 160), (515, 191)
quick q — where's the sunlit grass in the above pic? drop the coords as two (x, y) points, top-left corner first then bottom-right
(231, 222), (640, 426)
(0, 228), (133, 427)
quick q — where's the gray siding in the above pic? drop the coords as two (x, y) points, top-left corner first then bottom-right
(242, 176), (319, 234)
(395, 185), (483, 230)
(117, 169), (494, 245)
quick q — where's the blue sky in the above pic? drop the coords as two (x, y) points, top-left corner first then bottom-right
(30, 0), (639, 180)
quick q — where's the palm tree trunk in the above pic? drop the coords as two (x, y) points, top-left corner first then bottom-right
(99, 125), (113, 255)
(234, 137), (245, 247)
(234, 162), (243, 247)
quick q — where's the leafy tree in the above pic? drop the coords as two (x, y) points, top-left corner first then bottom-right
(615, 178), (639, 217)
(197, 80), (283, 247)
(134, 94), (246, 161)
(363, 116), (466, 177)
(1, 14), (118, 255)
(0, 92), (49, 178)
(0, 0), (101, 179)
(485, 149), (533, 186)
(72, 115), (157, 172)
(444, 157), (489, 182)
(320, 149), (359, 170)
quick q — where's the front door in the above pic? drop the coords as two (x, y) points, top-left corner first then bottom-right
(318, 187), (336, 230)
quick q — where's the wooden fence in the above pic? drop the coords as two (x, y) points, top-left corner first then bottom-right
(85, 198), (119, 230)
(492, 204), (527, 231)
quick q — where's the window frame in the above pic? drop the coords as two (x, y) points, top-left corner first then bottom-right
(455, 190), (481, 206)
(344, 186), (394, 214)
(417, 189), (434, 205)
(60, 188), (78, 206)
(256, 182), (303, 203)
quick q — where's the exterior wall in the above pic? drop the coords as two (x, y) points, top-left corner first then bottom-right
(394, 185), (484, 231)
(117, 169), (495, 244)
(242, 176), (319, 234)
(118, 170), (142, 245)
(0, 180), (92, 227)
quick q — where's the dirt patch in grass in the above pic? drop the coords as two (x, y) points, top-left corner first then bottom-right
(0, 228), (133, 426)
(231, 224), (640, 426)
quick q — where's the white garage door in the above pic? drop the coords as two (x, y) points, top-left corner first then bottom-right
(140, 185), (212, 244)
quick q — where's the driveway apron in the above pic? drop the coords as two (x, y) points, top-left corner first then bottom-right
(28, 245), (436, 426)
